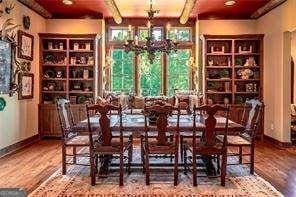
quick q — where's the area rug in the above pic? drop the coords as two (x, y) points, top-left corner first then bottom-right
(29, 149), (283, 197)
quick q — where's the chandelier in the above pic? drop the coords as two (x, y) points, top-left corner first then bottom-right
(123, 0), (178, 64)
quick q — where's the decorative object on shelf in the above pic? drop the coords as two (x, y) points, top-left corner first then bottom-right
(22, 15), (30, 30)
(77, 95), (88, 104)
(227, 57), (231, 67)
(59, 42), (63, 50)
(70, 96), (77, 104)
(0, 40), (12, 94)
(73, 43), (79, 50)
(85, 43), (91, 50)
(83, 69), (89, 79)
(208, 59), (214, 66)
(223, 97), (230, 105)
(244, 57), (257, 67)
(73, 82), (82, 90)
(224, 82), (230, 92)
(237, 68), (254, 79)
(44, 69), (55, 78)
(235, 58), (243, 67)
(210, 45), (225, 54)
(87, 56), (94, 65)
(18, 30), (34, 61)
(238, 45), (252, 54)
(246, 83), (258, 93)
(46, 82), (56, 91)
(56, 70), (63, 78)
(220, 69), (230, 79)
(47, 42), (53, 50)
(18, 73), (34, 100)
(0, 97), (6, 111)
(81, 56), (86, 64)
(235, 95), (244, 104)
(123, 0), (178, 64)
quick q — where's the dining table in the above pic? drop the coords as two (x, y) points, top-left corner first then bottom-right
(73, 112), (244, 176)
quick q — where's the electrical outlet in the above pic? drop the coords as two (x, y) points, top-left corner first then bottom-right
(270, 123), (274, 130)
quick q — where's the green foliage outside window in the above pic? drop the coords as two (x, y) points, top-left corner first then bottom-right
(138, 28), (162, 41)
(111, 49), (133, 92)
(139, 52), (162, 96)
(110, 29), (129, 41)
(168, 28), (190, 41)
(168, 49), (190, 95)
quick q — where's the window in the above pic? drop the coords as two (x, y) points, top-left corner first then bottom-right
(168, 27), (191, 41)
(109, 27), (130, 41)
(168, 49), (191, 95)
(138, 27), (162, 41)
(111, 49), (133, 92)
(139, 52), (162, 96)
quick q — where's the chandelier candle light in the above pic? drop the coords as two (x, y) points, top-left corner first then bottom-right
(123, 0), (178, 64)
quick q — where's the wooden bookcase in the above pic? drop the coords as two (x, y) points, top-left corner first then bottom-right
(38, 34), (100, 137)
(202, 34), (264, 138)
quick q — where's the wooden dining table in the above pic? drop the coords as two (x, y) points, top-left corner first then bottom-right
(73, 112), (244, 176)
(74, 113), (244, 135)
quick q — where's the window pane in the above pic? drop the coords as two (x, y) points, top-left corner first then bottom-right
(168, 49), (190, 95)
(139, 52), (162, 96)
(138, 27), (162, 41)
(110, 28), (129, 41)
(168, 28), (191, 42)
(111, 49), (133, 92)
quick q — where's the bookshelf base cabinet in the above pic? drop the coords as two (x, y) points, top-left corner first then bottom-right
(38, 104), (87, 138)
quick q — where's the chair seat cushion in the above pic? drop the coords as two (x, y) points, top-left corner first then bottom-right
(217, 135), (251, 145)
(183, 139), (223, 154)
(66, 135), (89, 145)
(94, 137), (132, 152)
(143, 138), (176, 154)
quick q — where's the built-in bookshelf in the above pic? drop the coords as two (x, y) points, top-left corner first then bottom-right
(203, 34), (264, 105)
(39, 34), (98, 105)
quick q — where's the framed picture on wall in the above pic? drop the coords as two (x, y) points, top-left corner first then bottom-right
(18, 30), (34, 61)
(18, 73), (34, 100)
(0, 40), (12, 94)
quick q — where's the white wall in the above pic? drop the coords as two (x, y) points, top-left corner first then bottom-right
(256, 0), (296, 142)
(0, 2), (46, 149)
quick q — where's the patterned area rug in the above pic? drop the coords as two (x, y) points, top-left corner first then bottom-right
(29, 149), (283, 197)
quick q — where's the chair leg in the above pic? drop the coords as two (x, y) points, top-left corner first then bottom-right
(170, 135), (174, 162)
(221, 152), (227, 186)
(119, 152), (124, 186)
(128, 144), (133, 175)
(180, 136), (184, 162)
(250, 145), (255, 175)
(145, 150), (150, 185)
(73, 146), (77, 164)
(62, 144), (66, 175)
(217, 155), (220, 174)
(192, 149), (197, 186)
(141, 136), (145, 173)
(174, 150), (179, 186)
(94, 154), (98, 174)
(239, 146), (242, 164)
(184, 146), (187, 175)
(90, 152), (96, 186)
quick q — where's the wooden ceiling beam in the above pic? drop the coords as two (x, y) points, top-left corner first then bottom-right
(104, 0), (122, 24)
(179, 0), (197, 24)
(17, 0), (52, 18)
(251, 0), (287, 19)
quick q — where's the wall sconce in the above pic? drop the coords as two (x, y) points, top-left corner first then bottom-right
(104, 0), (122, 24)
(179, 0), (196, 24)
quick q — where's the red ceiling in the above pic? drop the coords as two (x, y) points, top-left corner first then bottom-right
(35, 0), (271, 19)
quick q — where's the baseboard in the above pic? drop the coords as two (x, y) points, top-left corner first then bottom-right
(263, 134), (292, 148)
(0, 134), (40, 158)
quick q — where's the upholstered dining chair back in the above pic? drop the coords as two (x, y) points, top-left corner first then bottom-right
(86, 103), (123, 149)
(56, 99), (75, 139)
(240, 99), (264, 138)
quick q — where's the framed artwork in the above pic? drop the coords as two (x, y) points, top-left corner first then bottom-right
(18, 73), (34, 100)
(0, 40), (12, 94)
(18, 30), (34, 61)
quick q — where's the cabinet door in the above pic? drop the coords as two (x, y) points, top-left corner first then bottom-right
(39, 105), (61, 137)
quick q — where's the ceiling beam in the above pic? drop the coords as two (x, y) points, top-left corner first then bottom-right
(17, 0), (52, 18)
(104, 0), (122, 24)
(179, 0), (197, 24)
(251, 0), (287, 19)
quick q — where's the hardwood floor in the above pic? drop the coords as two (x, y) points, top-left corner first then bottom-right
(0, 139), (296, 196)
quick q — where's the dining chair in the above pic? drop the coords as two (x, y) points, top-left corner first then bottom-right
(183, 105), (229, 186)
(86, 103), (133, 186)
(56, 98), (90, 175)
(141, 103), (180, 185)
(217, 99), (264, 174)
